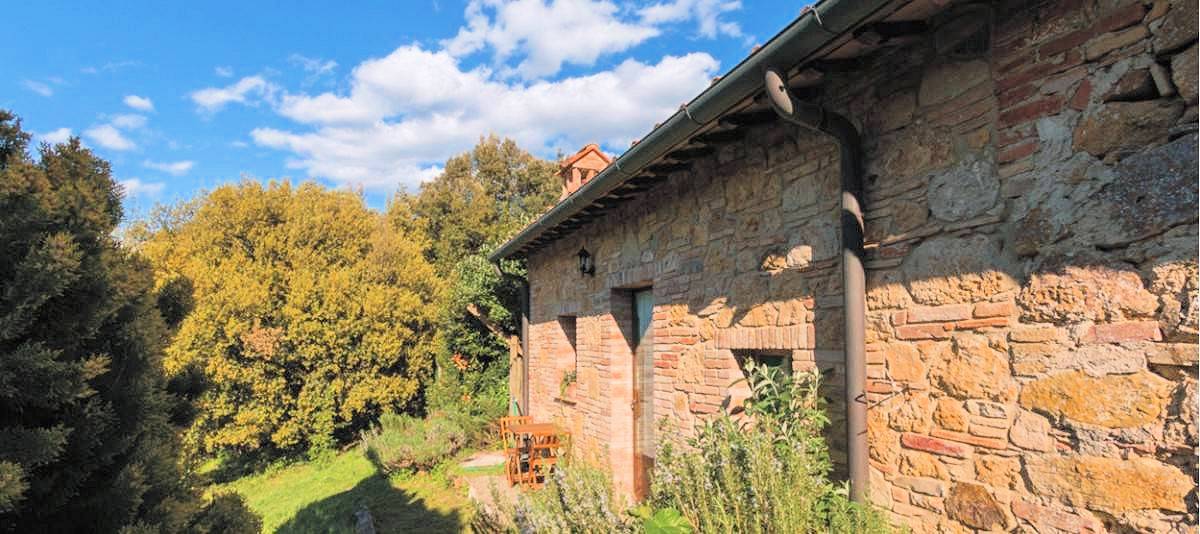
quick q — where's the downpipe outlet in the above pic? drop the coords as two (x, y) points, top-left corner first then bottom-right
(764, 68), (868, 502)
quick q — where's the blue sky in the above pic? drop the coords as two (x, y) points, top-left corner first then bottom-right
(3, 0), (799, 216)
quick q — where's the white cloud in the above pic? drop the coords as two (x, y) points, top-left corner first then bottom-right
(210, 0), (750, 192)
(442, 0), (660, 79)
(81, 60), (139, 75)
(123, 95), (154, 111)
(84, 124), (136, 151)
(190, 75), (278, 112)
(215, 65), (234, 77)
(143, 159), (195, 176)
(289, 54), (338, 83)
(119, 178), (166, 197)
(109, 113), (148, 129)
(23, 80), (53, 97)
(639, 0), (744, 38)
(38, 128), (73, 145)
(254, 45), (718, 190)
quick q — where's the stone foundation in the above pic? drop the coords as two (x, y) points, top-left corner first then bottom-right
(520, 0), (1198, 531)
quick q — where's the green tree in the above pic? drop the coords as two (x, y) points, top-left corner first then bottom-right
(0, 110), (256, 532)
(391, 134), (559, 273)
(135, 181), (441, 456)
(388, 136), (558, 415)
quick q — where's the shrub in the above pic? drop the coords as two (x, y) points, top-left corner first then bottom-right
(188, 492), (262, 534)
(134, 181), (442, 456)
(0, 110), (259, 532)
(479, 462), (690, 534)
(362, 413), (469, 473)
(651, 362), (892, 533)
(426, 378), (509, 449)
(515, 462), (634, 534)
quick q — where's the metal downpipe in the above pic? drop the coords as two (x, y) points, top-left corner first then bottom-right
(764, 69), (868, 502)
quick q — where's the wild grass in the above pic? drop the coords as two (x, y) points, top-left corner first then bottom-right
(210, 448), (474, 533)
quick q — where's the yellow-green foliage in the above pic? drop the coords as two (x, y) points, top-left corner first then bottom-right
(136, 180), (441, 454)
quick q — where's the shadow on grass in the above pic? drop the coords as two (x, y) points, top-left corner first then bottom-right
(276, 450), (464, 534)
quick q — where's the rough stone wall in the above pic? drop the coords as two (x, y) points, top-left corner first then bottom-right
(527, 123), (848, 495)
(521, 0), (1198, 530)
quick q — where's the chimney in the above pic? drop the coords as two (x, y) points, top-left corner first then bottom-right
(559, 143), (611, 200)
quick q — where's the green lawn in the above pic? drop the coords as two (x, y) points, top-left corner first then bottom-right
(212, 449), (474, 533)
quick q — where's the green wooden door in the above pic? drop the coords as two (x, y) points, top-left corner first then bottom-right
(632, 288), (654, 499)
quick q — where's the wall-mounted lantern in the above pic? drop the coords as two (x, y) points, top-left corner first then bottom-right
(577, 247), (595, 277)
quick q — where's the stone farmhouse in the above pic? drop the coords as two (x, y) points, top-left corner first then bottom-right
(490, 0), (1198, 531)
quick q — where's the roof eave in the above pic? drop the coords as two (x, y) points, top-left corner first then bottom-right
(489, 0), (895, 263)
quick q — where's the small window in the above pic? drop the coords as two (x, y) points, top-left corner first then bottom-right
(733, 349), (792, 375)
(558, 315), (578, 373)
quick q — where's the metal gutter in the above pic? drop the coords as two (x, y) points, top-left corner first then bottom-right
(489, 0), (894, 262)
(765, 67), (868, 502)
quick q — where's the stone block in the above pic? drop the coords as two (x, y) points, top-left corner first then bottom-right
(1084, 25), (1149, 60)
(899, 450), (948, 479)
(999, 83), (1037, 110)
(1025, 455), (1192, 513)
(932, 333), (1017, 402)
(1069, 78), (1093, 110)
(889, 392), (933, 433)
(1082, 320), (1163, 343)
(954, 317), (1011, 330)
(968, 422), (1008, 439)
(975, 455), (1021, 489)
(1171, 44), (1198, 105)
(867, 269), (913, 310)
(1071, 133), (1199, 247)
(896, 323), (953, 340)
(1103, 68), (1158, 101)
(919, 60), (991, 107)
(1009, 325), (1061, 343)
(1010, 499), (1103, 533)
(1018, 264), (1159, 323)
(1009, 410), (1055, 451)
(1146, 342), (1199, 366)
(1019, 370), (1173, 427)
(882, 342), (927, 382)
(909, 493), (944, 513)
(1072, 99), (1183, 158)
(930, 428), (1007, 450)
(1151, 0), (1199, 53)
(901, 433), (970, 458)
(1043, 66), (1088, 97)
(869, 127), (956, 179)
(973, 300), (1016, 318)
(907, 304), (973, 324)
(1040, 29), (1091, 58)
(1100, 4), (1149, 33)
(998, 96), (1065, 128)
(933, 398), (969, 432)
(903, 234), (1018, 306)
(946, 482), (1008, 530)
(965, 399), (1008, 419)
(895, 475), (946, 497)
(997, 140), (1037, 163)
(927, 155), (1000, 222)
(875, 89), (916, 133)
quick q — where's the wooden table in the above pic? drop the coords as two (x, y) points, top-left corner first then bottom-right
(508, 423), (566, 489)
(508, 422), (562, 438)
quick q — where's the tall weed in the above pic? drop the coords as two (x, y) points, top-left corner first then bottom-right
(651, 362), (892, 533)
(515, 462), (634, 534)
(361, 413), (469, 472)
